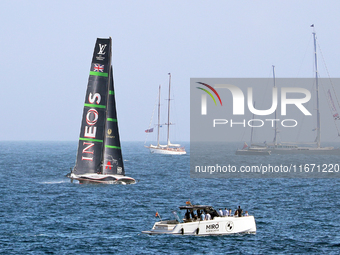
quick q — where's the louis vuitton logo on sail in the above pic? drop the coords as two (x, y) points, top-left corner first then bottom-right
(98, 44), (107, 55)
(96, 44), (107, 61)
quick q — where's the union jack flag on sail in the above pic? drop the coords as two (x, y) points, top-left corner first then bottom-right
(93, 64), (104, 72)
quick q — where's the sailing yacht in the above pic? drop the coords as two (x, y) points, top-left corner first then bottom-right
(145, 73), (186, 155)
(67, 38), (136, 184)
(265, 27), (339, 154)
(236, 102), (271, 155)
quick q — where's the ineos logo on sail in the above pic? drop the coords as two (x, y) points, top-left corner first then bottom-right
(86, 109), (99, 126)
(82, 92), (101, 161)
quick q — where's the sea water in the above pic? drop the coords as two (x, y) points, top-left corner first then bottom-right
(0, 141), (340, 254)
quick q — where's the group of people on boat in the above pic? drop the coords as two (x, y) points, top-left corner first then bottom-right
(222, 206), (248, 217)
(183, 205), (249, 222)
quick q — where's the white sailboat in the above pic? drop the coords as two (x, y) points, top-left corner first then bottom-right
(265, 27), (339, 154)
(145, 73), (186, 155)
(236, 102), (271, 155)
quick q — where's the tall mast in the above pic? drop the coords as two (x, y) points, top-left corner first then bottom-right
(250, 102), (255, 144)
(167, 73), (171, 146)
(157, 85), (161, 147)
(272, 65), (278, 145)
(313, 27), (321, 147)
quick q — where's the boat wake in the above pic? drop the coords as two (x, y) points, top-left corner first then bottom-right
(39, 180), (69, 184)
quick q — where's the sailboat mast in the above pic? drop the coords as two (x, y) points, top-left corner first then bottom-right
(313, 29), (321, 148)
(250, 102), (255, 144)
(167, 73), (171, 146)
(272, 65), (278, 145)
(157, 85), (161, 147)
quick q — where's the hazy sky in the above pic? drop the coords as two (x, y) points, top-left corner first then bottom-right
(1, 1), (340, 141)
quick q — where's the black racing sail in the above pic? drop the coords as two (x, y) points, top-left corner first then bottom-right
(74, 37), (123, 175)
(102, 66), (125, 175)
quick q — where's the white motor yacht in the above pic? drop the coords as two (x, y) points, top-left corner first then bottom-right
(142, 204), (256, 235)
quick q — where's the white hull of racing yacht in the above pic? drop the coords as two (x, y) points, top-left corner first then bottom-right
(68, 173), (136, 184)
(142, 215), (256, 235)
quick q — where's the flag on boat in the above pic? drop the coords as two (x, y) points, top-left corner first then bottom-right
(242, 142), (248, 149)
(93, 64), (104, 72)
(155, 211), (162, 220)
(145, 128), (154, 133)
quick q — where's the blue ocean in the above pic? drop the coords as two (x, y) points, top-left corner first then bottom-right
(1, 141), (340, 254)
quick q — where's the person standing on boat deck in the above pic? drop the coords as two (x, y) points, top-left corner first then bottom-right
(205, 212), (211, 221)
(223, 208), (228, 216)
(190, 209), (195, 219)
(200, 211), (205, 221)
(245, 211), (249, 216)
(197, 209), (202, 219)
(210, 208), (219, 219)
(229, 209), (232, 216)
(219, 208), (223, 217)
(185, 210), (190, 220)
(237, 206), (243, 217)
